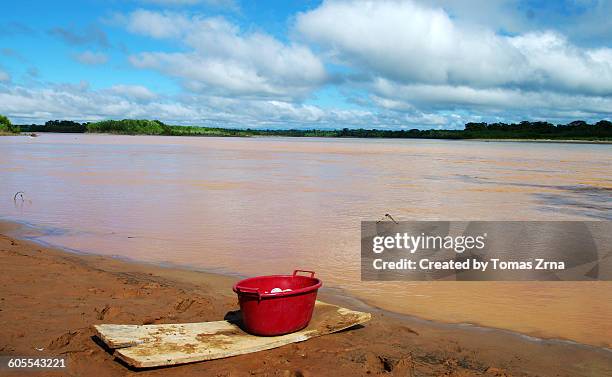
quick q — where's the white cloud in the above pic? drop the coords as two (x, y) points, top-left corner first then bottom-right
(417, 0), (524, 33)
(109, 84), (157, 100)
(423, 0), (612, 46)
(296, 0), (612, 96)
(126, 9), (191, 38)
(371, 79), (612, 120)
(0, 83), (379, 128)
(2, 79), (608, 129)
(4, 1), (611, 129)
(74, 51), (109, 65)
(125, 10), (327, 99)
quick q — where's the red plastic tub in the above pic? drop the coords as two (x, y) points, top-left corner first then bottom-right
(232, 270), (323, 336)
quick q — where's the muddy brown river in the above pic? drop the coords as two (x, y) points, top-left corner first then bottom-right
(1, 134), (610, 347)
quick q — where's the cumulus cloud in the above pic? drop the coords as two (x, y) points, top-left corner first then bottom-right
(0, 84), (187, 123)
(508, 32), (612, 95)
(3, 79), (606, 129)
(125, 9), (191, 38)
(109, 84), (157, 100)
(424, 0), (612, 46)
(292, 0), (612, 123)
(125, 10), (327, 99)
(371, 79), (612, 116)
(0, 83), (378, 128)
(4, 1), (611, 129)
(74, 51), (108, 65)
(296, 0), (612, 96)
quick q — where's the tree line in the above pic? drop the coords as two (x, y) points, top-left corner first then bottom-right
(463, 120), (612, 139)
(5, 117), (612, 140)
(0, 114), (20, 134)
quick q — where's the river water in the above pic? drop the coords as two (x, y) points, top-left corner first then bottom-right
(1, 133), (610, 347)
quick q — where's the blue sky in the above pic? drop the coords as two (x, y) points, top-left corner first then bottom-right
(0, 0), (611, 129)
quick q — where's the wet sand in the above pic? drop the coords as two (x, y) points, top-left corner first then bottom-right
(1, 221), (611, 377)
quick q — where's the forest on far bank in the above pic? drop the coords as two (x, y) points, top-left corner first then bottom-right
(5, 117), (612, 141)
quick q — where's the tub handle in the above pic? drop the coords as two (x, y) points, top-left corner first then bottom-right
(293, 269), (315, 278)
(237, 286), (261, 301)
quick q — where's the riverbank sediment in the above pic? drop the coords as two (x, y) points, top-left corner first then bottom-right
(1, 221), (611, 376)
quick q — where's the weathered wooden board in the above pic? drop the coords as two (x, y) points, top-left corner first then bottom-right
(93, 301), (371, 368)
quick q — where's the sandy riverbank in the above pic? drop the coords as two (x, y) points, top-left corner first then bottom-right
(1, 221), (611, 376)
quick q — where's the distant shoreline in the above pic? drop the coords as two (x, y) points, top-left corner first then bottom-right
(9, 131), (612, 144)
(472, 138), (612, 144)
(8, 118), (611, 142)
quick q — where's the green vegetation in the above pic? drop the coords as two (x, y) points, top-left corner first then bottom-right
(19, 119), (251, 137)
(14, 118), (612, 141)
(463, 120), (612, 141)
(0, 115), (20, 134)
(20, 120), (87, 133)
(87, 119), (169, 135)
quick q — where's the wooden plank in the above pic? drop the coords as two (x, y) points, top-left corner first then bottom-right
(93, 301), (371, 368)
(94, 320), (239, 349)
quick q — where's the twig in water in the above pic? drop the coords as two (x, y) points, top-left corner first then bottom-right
(376, 213), (399, 224)
(13, 191), (25, 202)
